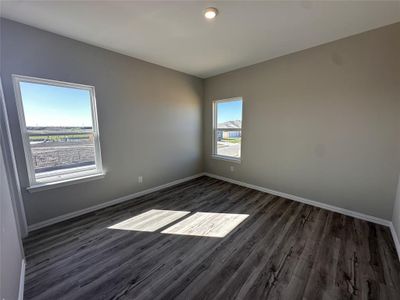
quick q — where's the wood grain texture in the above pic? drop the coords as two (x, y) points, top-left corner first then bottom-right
(23, 176), (400, 299)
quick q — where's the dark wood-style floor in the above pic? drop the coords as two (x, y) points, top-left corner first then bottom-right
(23, 176), (400, 300)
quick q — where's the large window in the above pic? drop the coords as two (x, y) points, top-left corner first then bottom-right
(13, 75), (103, 188)
(213, 97), (243, 161)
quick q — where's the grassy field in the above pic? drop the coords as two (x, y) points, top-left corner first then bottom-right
(28, 126), (92, 142)
(29, 134), (91, 142)
(221, 137), (241, 143)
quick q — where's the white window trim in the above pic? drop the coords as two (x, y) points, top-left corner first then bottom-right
(27, 172), (105, 193)
(212, 97), (243, 163)
(12, 75), (104, 190)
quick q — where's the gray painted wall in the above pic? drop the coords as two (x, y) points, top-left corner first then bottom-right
(0, 76), (28, 238)
(393, 176), (400, 246)
(0, 137), (24, 300)
(0, 19), (203, 226)
(204, 23), (400, 220)
(2, 18), (400, 229)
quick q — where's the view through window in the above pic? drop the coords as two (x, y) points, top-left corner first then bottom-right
(13, 75), (103, 185)
(213, 98), (243, 160)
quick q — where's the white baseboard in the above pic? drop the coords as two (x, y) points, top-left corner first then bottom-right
(18, 259), (25, 300)
(204, 172), (400, 261)
(26, 171), (400, 261)
(204, 172), (391, 227)
(390, 224), (400, 261)
(28, 173), (205, 232)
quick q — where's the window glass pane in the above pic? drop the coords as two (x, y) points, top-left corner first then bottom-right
(18, 81), (97, 178)
(215, 99), (242, 159)
(216, 100), (242, 128)
(19, 82), (93, 128)
(216, 130), (241, 158)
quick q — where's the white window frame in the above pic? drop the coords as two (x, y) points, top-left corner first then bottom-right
(212, 97), (243, 163)
(12, 75), (104, 191)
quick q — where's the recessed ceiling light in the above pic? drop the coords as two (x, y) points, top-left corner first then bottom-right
(204, 7), (218, 19)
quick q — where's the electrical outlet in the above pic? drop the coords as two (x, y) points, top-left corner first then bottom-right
(138, 176), (143, 184)
(230, 166), (234, 172)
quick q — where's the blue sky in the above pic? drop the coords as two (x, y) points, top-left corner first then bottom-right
(20, 82), (93, 127)
(217, 100), (242, 123)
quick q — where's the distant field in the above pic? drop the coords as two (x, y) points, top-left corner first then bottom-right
(30, 134), (90, 142)
(221, 137), (241, 143)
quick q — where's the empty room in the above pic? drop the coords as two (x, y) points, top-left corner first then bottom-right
(1, 1), (400, 299)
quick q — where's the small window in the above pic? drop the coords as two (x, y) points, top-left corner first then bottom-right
(13, 75), (104, 187)
(212, 97), (243, 161)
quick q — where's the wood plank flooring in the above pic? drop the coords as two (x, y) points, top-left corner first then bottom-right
(23, 176), (400, 299)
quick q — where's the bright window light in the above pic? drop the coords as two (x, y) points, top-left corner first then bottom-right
(13, 75), (103, 186)
(161, 212), (248, 238)
(213, 98), (243, 161)
(108, 209), (190, 232)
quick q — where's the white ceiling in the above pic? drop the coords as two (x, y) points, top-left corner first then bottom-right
(1, 1), (400, 78)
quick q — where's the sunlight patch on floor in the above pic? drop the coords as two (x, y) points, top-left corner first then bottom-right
(108, 209), (190, 232)
(161, 212), (249, 238)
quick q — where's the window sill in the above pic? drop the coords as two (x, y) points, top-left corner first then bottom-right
(211, 155), (241, 164)
(27, 172), (105, 193)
